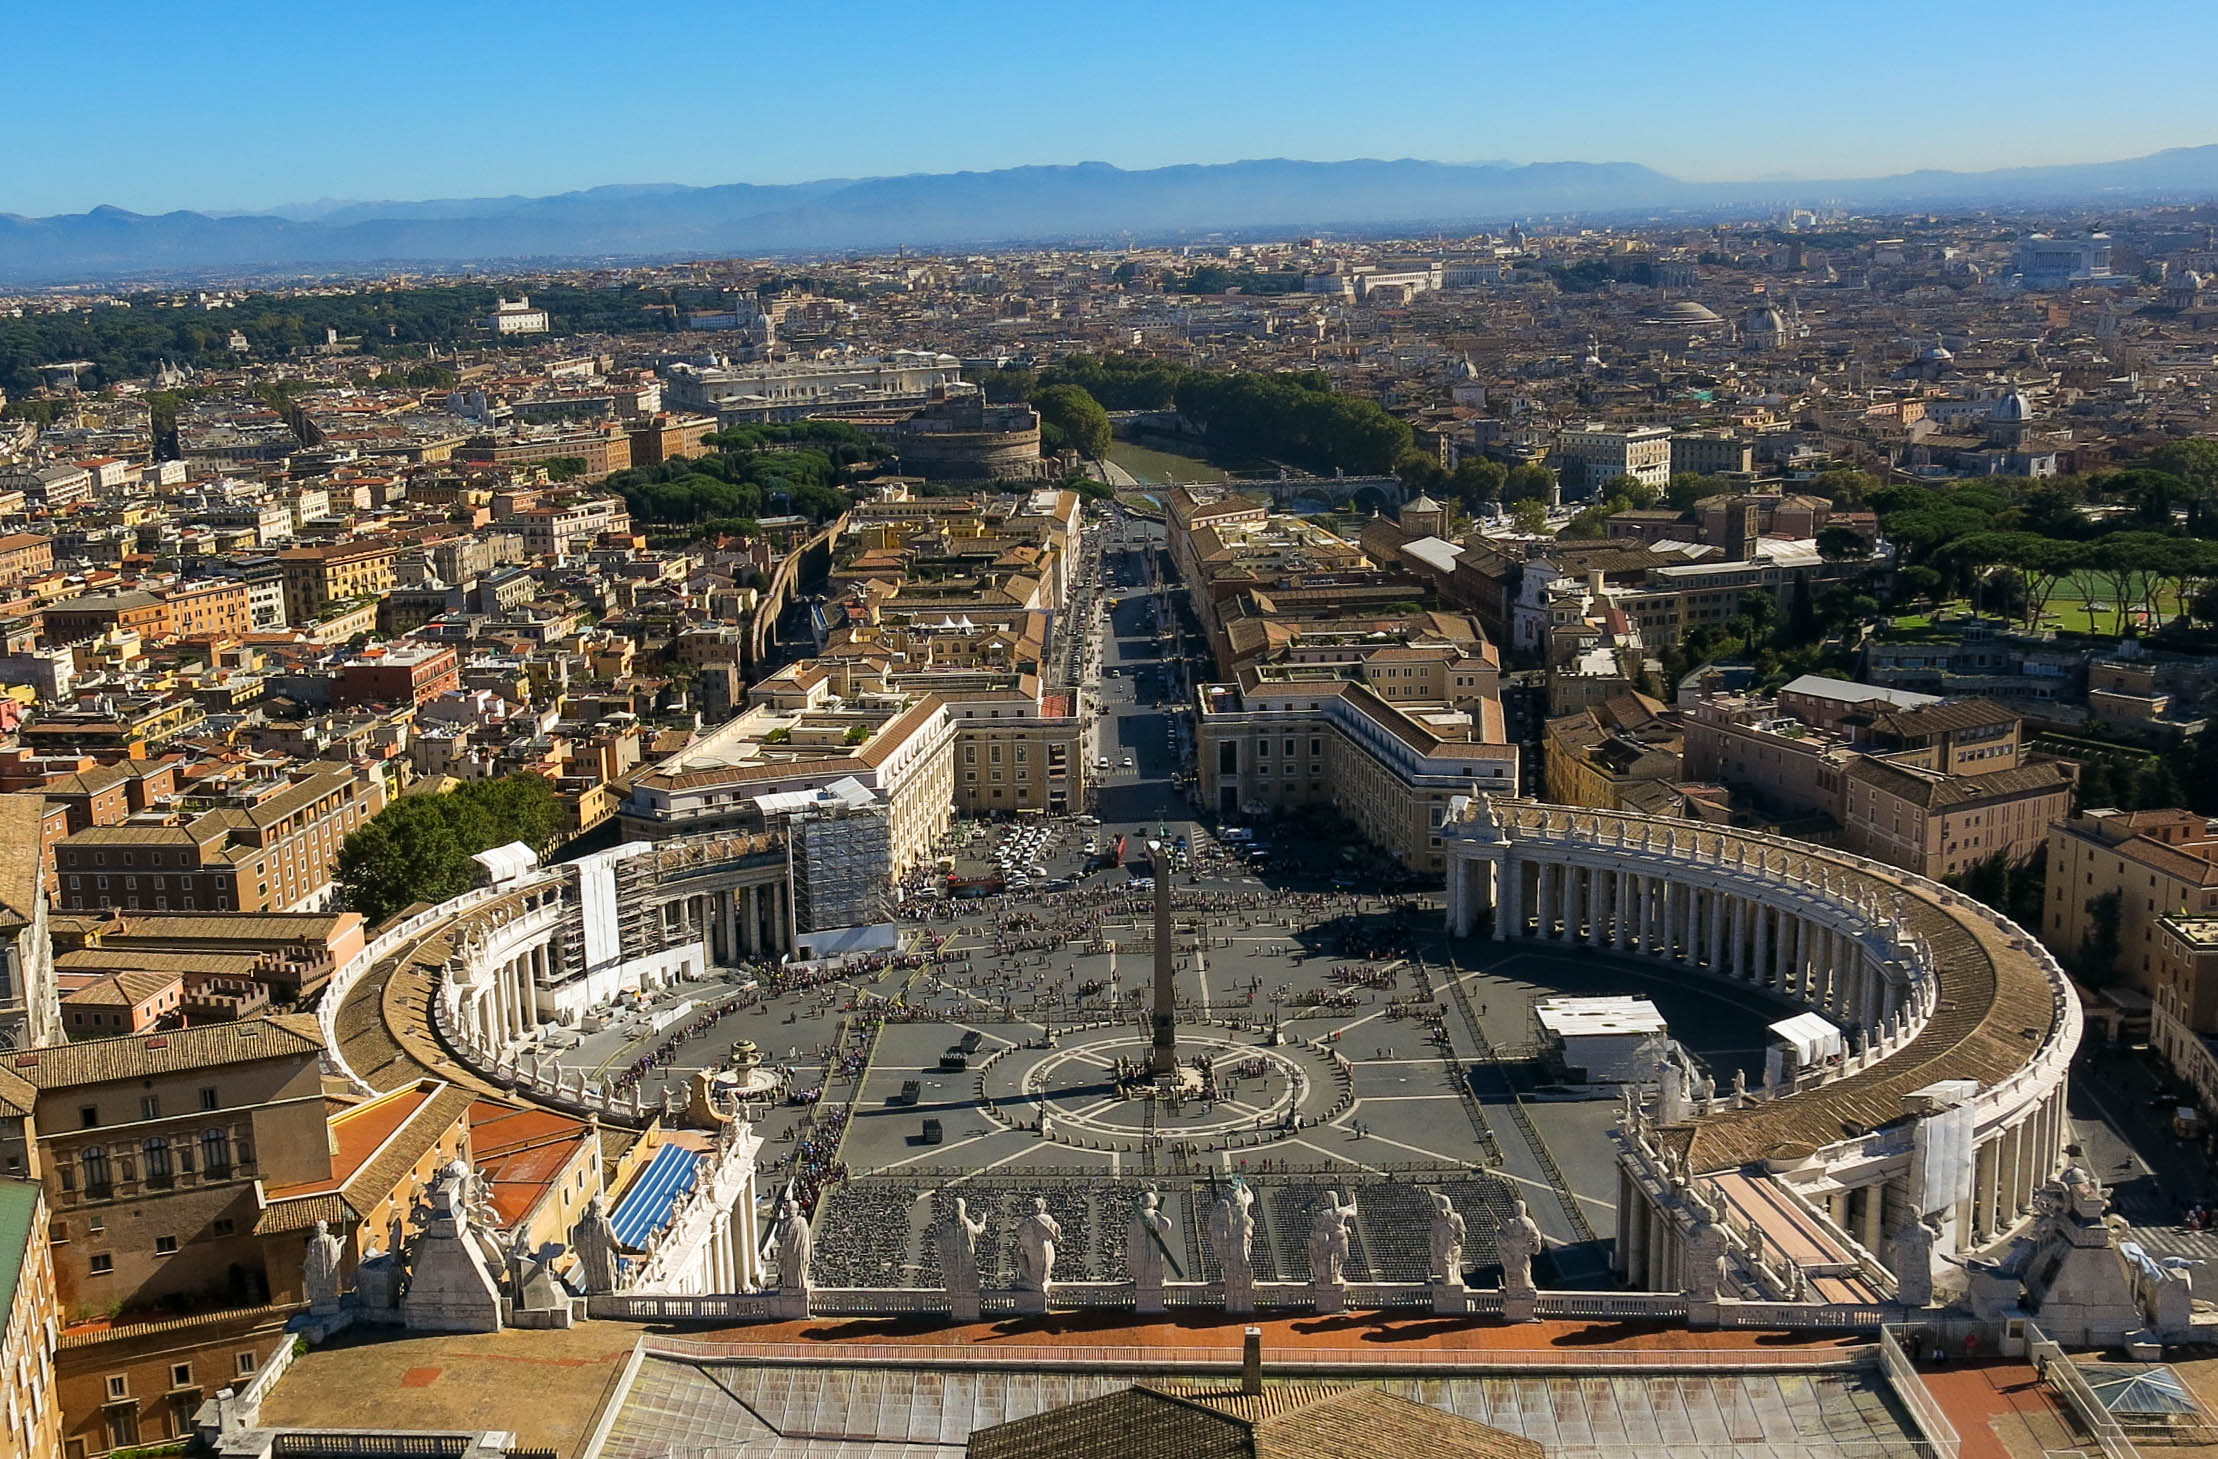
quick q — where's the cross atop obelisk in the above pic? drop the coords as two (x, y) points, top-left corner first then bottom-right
(1149, 841), (1177, 1076)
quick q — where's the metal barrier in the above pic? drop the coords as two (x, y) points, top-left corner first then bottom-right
(2027, 1322), (2141, 1459)
(638, 1333), (1867, 1372)
(1878, 1324), (1962, 1459)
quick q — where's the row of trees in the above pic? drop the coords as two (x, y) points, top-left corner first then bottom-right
(606, 422), (875, 526)
(0, 283), (675, 398)
(337, 775), (565, 924)
(1173, 369), (1412, 475)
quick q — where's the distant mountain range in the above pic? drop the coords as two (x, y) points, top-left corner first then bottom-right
(6, 146), (2218, 286)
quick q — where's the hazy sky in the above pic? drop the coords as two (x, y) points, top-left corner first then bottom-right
(8, 0), (2212, 217)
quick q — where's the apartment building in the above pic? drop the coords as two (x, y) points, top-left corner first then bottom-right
(457, 427), (632, 478)
(1685, 682), (2073, 879)
(0, 533), (56, 591)
(1560, 424), (1672, 492)
(618, 672), (955, 874)
(42, 593), (171, 646)
(276, 537), (405, 625)
(1542, 695), (1687, 817)
(0, 793), (61, 1051)
(1840, 754), (2073, 880)
(0, 1179), (62, 1459)
(510, 497), (631, 560)
(1668, 431), (1755, 478)
(2046, 809), (2218, 1000)
(2, 1017), (330, 1454)
(167, 580), (253, 640)
(54, 761), (385, 915)
(626, 412), (717, 466)
(1194, 663), (1517, 873)
(331, 644), (461, 709)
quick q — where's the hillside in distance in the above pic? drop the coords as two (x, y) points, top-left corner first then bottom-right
(4, 146), (2217, 284)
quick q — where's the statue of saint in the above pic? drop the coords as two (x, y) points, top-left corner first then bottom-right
(1890, 1214), (1936, 1308)
(303, 1219), (345, 1314)
(937, 1196), (986, 1295)
(1496, 1198), (1543, 1297)
(1209, 1179), (1256, 1285)
(1428, 1192), (1467, 1285)
(572, 1194), (621, 1294)
(1128, 1186), (1175, 1287)
(1306, 1189), (1358, 1287)
(1683, 1210), (1727, 1302)
(774, 1195), (813, 1292)
(1015, 1196), (1062, 1292)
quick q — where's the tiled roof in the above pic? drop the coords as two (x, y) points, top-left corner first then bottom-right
(0, 793), (49, 930)
(972, 1384), (1543, 1459)
(4, 1012), (323, 1089)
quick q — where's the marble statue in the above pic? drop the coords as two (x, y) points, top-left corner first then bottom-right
(572, 1194), (621, 1295)
(1128, 1186), (1175, 1288)
(1428, 1192), (1467, 1286)
(1209, 1179), (1256, 1285)
(1306, 1190), (1358, 1287)
(1683, 1206), (1728, 1302)
(774, 1195), (813, 1291)
(937, 1196), (985, 1294)
(1496, 1198), (1543, 1297)
(1889, 1214), (1936, 1308)
(303, 1219), (345, 1315)
(1015, 1196), (1062, 1291)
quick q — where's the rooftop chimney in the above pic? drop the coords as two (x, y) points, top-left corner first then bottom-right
(1242, 1326), (1263, 1396)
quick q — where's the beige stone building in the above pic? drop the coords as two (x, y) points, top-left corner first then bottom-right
(1542, 695), (1687, 817)
(618, 667), (955, 875)
(0, 1016), (340, 1455)
(1194, 656), (1517, 873)
(1685, 682), (2074, 879)
(2045, 809), (2218, 996)
(1, 1178), (62, 1459)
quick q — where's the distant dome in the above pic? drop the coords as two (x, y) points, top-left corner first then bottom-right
(1992, 390), (2034, 423)
(1405, 493), (1443, 514)
(1920, 342), (1954, 362)
(1658, 300), (1724, 324)
(1449, 353), (1480, 380)
(1746, 306), (1785, 334)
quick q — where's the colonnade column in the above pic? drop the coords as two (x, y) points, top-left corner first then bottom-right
(1587, 869), (1607, 947)
(1497, 857), (1523, 940)
(1859, 1181), (1885, 1254)
(1537, 863), (1559, 939)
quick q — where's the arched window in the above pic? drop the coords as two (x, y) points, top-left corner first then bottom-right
(144, 1137), (173, 1188)
(201, 1129), (231, 1178)
(80, 1146), (111, 1197)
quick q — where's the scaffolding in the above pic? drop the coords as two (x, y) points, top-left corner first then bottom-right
(791, 797), (893, 934)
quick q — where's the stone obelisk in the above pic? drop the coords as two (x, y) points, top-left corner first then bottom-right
(1149, 841), (1177, 1076)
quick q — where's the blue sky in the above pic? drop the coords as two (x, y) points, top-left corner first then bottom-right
(6, 0), (2211, 217)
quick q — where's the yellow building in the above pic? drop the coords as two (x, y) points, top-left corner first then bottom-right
(0, 1178), (62, 1459)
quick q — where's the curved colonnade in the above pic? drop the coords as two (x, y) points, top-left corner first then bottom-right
(320, 831), (798, 1106)
(1443, 795), (2079, 1301)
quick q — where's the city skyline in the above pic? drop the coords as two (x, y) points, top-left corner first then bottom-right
(7, 0), (2214, 217)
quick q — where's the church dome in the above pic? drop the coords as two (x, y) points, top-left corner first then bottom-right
(1991, 390), (2034, 423)
(1746, 306), (1786, 340)
(1658, 300), (1724, 324)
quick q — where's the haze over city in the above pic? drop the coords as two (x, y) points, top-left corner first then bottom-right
(8, 0), (2217, 217)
